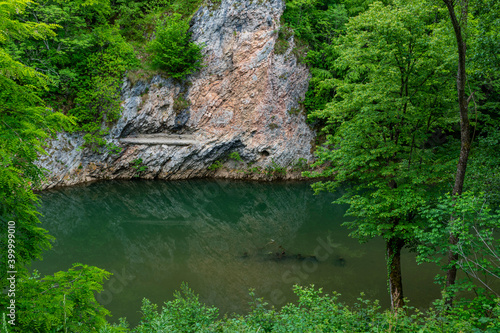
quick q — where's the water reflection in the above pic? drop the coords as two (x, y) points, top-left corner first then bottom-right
(33, 180), (440, 325)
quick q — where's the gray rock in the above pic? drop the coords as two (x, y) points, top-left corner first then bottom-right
(38, 0), (315, 189)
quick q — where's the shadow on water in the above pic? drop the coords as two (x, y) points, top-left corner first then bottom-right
(33, 179), (440, 326)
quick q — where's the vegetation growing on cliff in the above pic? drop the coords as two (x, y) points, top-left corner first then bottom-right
(0, 0), (206, 281)
(147, 13), (204, 79)
(5, 0), (204, 153)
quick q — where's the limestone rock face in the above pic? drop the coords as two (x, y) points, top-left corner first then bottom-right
(38, 0), (315, 189)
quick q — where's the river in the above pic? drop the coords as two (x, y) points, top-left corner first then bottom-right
(33, 179), (441, 325)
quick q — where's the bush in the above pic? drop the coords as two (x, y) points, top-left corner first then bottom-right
(4, 282), (499, 332)
(135, 283), (218, 333)
(291, 157), (309, 172)
(229, 152), (243, 162)
(128, 285), (500, 332)
(0, 264), (112, 333)
(208, 160), (223, 171)
(265, 159), (286, 177)
(147, 13), (203, 79)
(130, 158), (148, 177)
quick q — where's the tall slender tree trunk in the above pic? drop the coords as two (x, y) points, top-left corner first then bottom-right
(387, 236), (405, 311)
(443, 0), (471, 302)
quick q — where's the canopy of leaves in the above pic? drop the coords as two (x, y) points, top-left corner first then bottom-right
(113, 0), (204, 42)
(306, 0), (458, 242)
(7, 0), (138, 152)
(0, 0), (71, 287)
(280, 0), (348, 115)
(417, 192), (500, 298)
(146, 13), (203, 79)
(1, 264), (112, 332)
(464, 0), (500, 208)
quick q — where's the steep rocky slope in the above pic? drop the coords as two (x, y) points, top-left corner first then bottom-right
(38, 0), (315, 189)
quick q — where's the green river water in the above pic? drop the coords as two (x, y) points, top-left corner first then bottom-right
(33, 179), (441, 325)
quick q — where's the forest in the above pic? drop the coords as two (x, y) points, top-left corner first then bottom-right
(1, 0), (499, 331)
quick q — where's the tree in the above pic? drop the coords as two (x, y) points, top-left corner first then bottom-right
(306, 0), (457, 310)
(0, 0), (72, 286)
(465, 0), (500, 209)
(146, 13), (203, 79)
(10, 0), (137, 152)
(68, 25), (137, 152)
(10, 0), (113, 102)
(11, 264), (112, 332)
(280, 0), (349, 116)
(441, 0), (473, 301)
(417, 192), (500, 299)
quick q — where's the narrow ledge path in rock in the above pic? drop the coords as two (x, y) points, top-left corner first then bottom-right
(119, 134), (201, 146)
(37, 0), (315, 189)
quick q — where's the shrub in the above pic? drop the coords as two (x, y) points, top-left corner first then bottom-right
(173, 92), (190, 114)
(208, 160), (223, 171)
(147, 13), (203, 79)
(229, 152), (243, 162)
(135, 283), (218, 333)
(130, 158), (148, 177)
(1, 265), (112, 333)
(265, 159), (286, 177)
(291, 157), (309, 172)
(274, 26), (293, 55)
(128, 285), (500, 332)
(246, 166), (263, 175)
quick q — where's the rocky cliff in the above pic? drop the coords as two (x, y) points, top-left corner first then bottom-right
(38, 0), (315, 189)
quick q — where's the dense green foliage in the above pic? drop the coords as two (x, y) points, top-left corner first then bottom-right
(464, 0), (500, 208)
(5, 284), (498, 332)
(113, 0), (204, 43)
(146, 13), (204, 79)
(8, 0), (138, 151)
(129, 285), (500, 332)
(6, 0), (204, 152)
(296, 0), (500, 314)
(307, 0), (457, 240)
(303, 0), (461, 307)
(17, 284), (494, 333)
(134, 283), (219, 332)
(417, 192), (500, 297)
(0, 264), (111, 332)
(0, 0), (71, 285)
(280, 0), (349, 114)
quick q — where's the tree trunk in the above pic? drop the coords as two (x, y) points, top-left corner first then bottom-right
(387, 237), (405, 311)
(443, 0), (471, 302)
